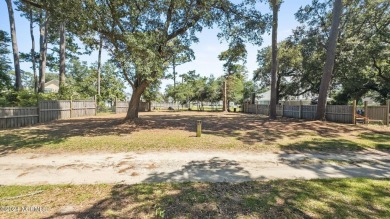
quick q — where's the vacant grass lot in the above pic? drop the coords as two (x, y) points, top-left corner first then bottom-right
(0, 178), (389, 218)
(1, 111), (389, 155)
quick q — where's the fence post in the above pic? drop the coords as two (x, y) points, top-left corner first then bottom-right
(94, 95), (97, 116)
(281, 104), (284, 117)
(37, 97), (41, 123)
(267, 104), (270, 116)
(352, 100), (356, 125)
(70, 96), (73, 118)
(299, 100), (303, 119)
(255, 103), (258, 114)
(386, 100), (389, 126)
(364, 101), (368, 124)
(115, 97), (118, 114)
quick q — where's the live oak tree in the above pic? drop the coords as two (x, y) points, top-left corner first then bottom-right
(25, 0), (268, 120)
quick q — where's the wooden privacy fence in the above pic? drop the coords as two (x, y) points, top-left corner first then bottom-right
(114, 100), (149, 114)
(243, 101), (389, 125)
(0, 99), (96, 129)
(0, 107), (39, 129)
(38, 100), (96, 123)
(243, 103), (354, 124)
(362, 100), (390, 125)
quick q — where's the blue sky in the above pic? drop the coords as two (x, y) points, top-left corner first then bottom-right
(0, 0), (312, 94)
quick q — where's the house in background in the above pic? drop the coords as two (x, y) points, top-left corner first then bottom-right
(44, 80), (59, 93)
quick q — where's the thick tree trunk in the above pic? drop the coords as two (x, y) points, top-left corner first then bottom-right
(315, 0), (343, 120)
(97, 35), (103, 96)
(30, 10), (37, 93)
(38, 11), (49, 93)
(59, 22), (66, 92)
(125, 82), (148, 120)
(269, 0), (279, 119)
(6, 0), (22, 90)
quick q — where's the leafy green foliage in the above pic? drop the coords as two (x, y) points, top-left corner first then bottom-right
(293, 0), (389, 104)
(226, 71), (245, 104)
(0, 30), (12, 91)
(39, 0), (269, 118)
(0, 90), (56, 107)
(143, 80), (162, 103)
(254, 40), (312, 102)
(98, 62), (126, 103)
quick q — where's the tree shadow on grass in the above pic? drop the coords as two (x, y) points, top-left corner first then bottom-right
(0, 133), (65, 156)
(358, 133), (390, 151)
(0, 112), (384, 155)
(281, 138), (366, 153)
(278, 138), (390, 179)
(42, 178), (390, 218)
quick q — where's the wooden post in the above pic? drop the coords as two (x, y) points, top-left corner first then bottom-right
(281, 104), (284, 118)
(94, 95), (97, 116)
(364, 101), (368, 124)
(267, 104), (270, 116)
(115, 97), (118, 114)
(386, 100), (389, 126)
(196, 120), (202, 137)
(299, 100), (303, 119)
(37, 97), (41, 123)
(352, 100), (356, 124)
(255, 103), (258, 114)
(70, 96), (73, 118)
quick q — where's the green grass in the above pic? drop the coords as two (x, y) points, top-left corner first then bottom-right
(4, 130), (388, 153)
(0, 112), (389, 154)
(1, 178), (389, 218)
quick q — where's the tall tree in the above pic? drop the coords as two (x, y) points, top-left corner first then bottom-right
(15, 1), (40, 93)
(315, 0), (343, 120)
(58, 21), (66, 93)
(29, 9), (38, 93)
(97, 35), (103, 96)
(219, 41), (247, 111)
(166, 39), (194, 102)
(38, 9), (49, 92)
(5, 0), (22, 90)
(269, 0), (282, 119)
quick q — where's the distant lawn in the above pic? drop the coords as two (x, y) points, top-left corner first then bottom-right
(0, 111), (389, 154)
(1, 178), (389, 218)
